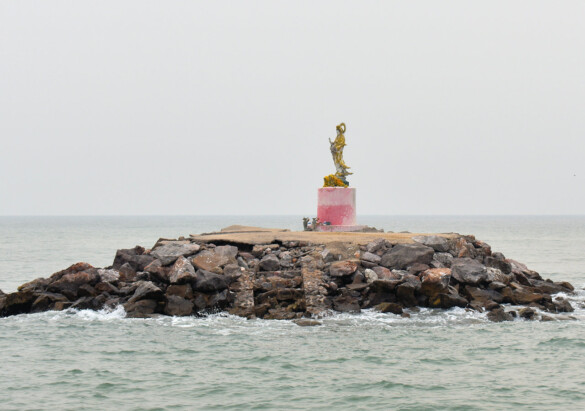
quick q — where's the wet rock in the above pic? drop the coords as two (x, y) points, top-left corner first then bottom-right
(332, 295), (360, 313)
(301, 262), (331, 317)
(128, 281), (164, 303)
(193, 289), (232, 311)
(71, 296), (104, 311)
(395, 282), (417, 307)
(420, 268), (451, 298)
(264, 308), (299, 320)
(113, 246), (154, 271)
(164, 295), (194, 316)
(1, 291), (35, 316)
(553, 297), (574, 313)
(518, 307), (536, 320)
(48, 270), (100, 300)
(487, 307), (514, 322)
(169, 256), (197, 284)
(451, 258), (488, 285)
(293, 319), (322, 326)
(30, 292), (69, 313)
(464, 286), (504, 304)
(124, 299), (159, 318)
(530, 280), (574, 295)
(194, 269), (229, 293)
(380, 244), (434, 270)
(412, 235), (450, 252)
(512, 289), (545, 305)
(151, 242), (200, 265)
(329, 260), (358, 277)
(375, 302), (403, 315)
(428, 293), (468, 309)
(259, 254), (280, 271)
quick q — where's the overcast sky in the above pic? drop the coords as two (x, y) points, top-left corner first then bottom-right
(1, 1), (584, 215)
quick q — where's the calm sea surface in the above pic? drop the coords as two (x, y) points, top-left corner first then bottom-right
(1, 216), (584, 410)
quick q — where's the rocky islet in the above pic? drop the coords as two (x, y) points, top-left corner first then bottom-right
(0, 230), (577, 322)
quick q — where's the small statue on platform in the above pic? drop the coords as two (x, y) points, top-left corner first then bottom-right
(323, 122), (352, 187)
(302, 217), (310, 231)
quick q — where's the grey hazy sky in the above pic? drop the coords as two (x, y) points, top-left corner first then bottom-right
(1, 1), (584, 215)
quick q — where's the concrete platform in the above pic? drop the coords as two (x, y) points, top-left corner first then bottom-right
(190, 225), (458, 246)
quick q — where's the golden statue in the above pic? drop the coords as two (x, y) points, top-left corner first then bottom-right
(323, 122), (352, 187)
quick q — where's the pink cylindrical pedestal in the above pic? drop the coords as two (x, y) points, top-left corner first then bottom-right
(317, 187), (357, 226)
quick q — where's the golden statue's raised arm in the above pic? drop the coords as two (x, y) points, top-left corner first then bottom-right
(323, 122), (353, 187)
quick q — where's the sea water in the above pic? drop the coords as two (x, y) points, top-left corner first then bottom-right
(1, 216), (584, 410)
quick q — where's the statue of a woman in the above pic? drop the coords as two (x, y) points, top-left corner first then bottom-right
(324, 122), (352, 187)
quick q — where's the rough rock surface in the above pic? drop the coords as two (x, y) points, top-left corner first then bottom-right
(0, 227), (576, 323)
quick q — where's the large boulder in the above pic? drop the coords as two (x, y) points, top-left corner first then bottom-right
(420, 268), (451, 298)
(113, 246), (155, 271)
(487, 307), (514, 322)
(124, 299), (159, 318)
(30, 292), (69, 313)
(128, 281), (164, 303)
(412, 235), (450, 252)
(169, 256), (197, 284)
(1, 291), (36, 316)
(463, 286), (504, 304)
(380, 244), (434, 270)
(451, 258), (488, 285)
(150, 242), (200, 265)
(193, 269), (229, 293)
(332, 295), (361, 313)
(191, 245), (238, 272)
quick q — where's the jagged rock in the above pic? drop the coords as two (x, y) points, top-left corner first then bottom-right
(264, 308), (299, 320)
(512, 289), (545, 305)
(420, 268), (451, 298)
(169, 256), (197, 284)
(48, 269), (100, 300)
(229, 269), (255, 318)
(191, 245), (237, 272)
(487, 307), (514, 322)
(484, 256), (512, 274)
(193, 289), (233, 311)
(375, 302), (403, 314)
(451, 258), (488, 285)
(194, 269), (229, 293)
(97, 268), (120, 283)
(259, 254), (280, 271)
(279, 251), (293, 268)
(428, 293), (468, 309)
(329, 260), (358, 277)
(366, 238), (391, 254)
(124, 299), (159, 318)
(488, 281), (507, 291)
(412, 235), (450, 252)
(531, 280), (574, 295)
(361, 252), (381, 264)
(553, 297), (574, 313)
(150, 243), (200, 265)
(164, 295), (194, 316)
(113, 246), (154, 271)
(485, 267), (512, 284)
(71, 296), (105, 311)
(17, 278), (49, 293)
(128, 281), (164, 303)
(94, 281), (120, 294)
(464, 286), (504, 304)
(433, 252), (454, 268)
(380, 244), (434, 270)
(49, 262), (95, 282)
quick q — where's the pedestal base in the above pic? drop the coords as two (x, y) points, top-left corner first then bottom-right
(316, 224), (367, 232)
(317, 187), (357, 226)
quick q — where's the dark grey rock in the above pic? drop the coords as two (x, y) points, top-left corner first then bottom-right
(361, 252), (381, 264)
(128, 281), (164, 303)
(380, 244), (434, 270)
(259, 254), (280, 271)
(164, 295), (194, 316)
(169, 256), (197, 284)
(451, 258), (489, 285)
(113, 246), (155, 271)
(412, 235), (450, 252)
(487, 307), (514, 322)
(194, 269), (228, 293)
(151, 243), (201, 265)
